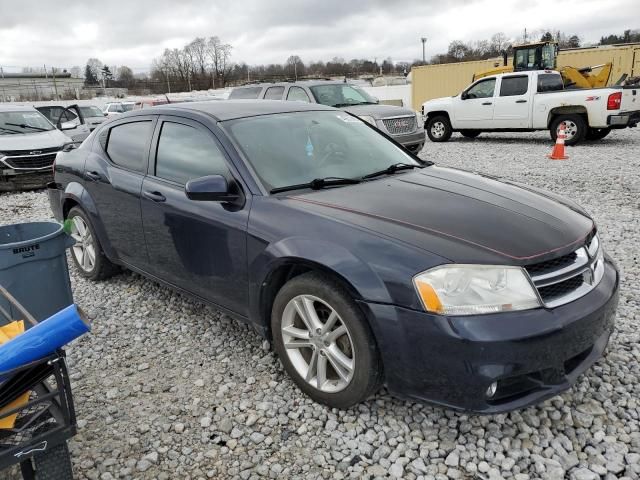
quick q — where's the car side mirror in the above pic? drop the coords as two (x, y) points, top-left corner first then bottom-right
(59, 121), (77, 131)
(461, 92), (468, 100)
(185, 175), (240, 202)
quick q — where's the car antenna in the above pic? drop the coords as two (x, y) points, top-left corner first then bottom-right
(164, 94), (171, 104)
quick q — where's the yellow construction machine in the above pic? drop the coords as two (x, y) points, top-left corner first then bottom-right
(473, 41), (613, 89)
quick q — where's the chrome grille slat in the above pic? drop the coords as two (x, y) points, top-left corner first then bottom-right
(1, 153), (57, 170)
(382, 115), (417, 135)
(525, 234), (603, 308)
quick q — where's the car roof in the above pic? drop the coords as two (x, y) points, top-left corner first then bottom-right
(0, 105), (38, 113)
(152, 99), (336, 121)
(236, 80), (350, 89)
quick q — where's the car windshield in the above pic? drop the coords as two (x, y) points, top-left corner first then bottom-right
(224, 111), (422, 192)
(80, 106), (104, 117)
(310, 84), (378, 107)
(0, 110), (55, 135)
(122, 103), (135, 112)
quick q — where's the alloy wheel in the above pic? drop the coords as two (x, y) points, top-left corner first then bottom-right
(69, 216), (96, 273)
(430, 121), (446, 138)
(559, 120), (578, 141)
(281, 294), (355, 393)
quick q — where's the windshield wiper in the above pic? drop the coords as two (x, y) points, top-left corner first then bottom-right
(5, 122), (49, 132)
(362, 163), (424, 180)
(0, 127), (22, 134)
(331, 102), (372, 108)
(270, 177), (361, 194)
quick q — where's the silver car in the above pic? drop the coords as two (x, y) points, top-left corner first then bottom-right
(229, 80), (425, 153)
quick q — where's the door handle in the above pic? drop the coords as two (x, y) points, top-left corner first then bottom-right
(515, 99), (527, 103)
(482, 102), (492, 105)
(143, 190), (166, 203)
(85, 171), (101, 181)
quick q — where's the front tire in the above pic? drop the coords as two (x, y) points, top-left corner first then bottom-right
(67, 207), (118, 280)
(426, 115), (452, 142)
(550, 114), (587, 146)
(585, 127), (611, 140)
(460, 129), (481, 139)
(271, 272), (382, 409)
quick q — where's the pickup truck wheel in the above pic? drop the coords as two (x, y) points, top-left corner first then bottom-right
(426, 116), (452, 142)
(585, 127), (611, 140)
(271, 272), (382, 409)
(67, 207), (119, 280)
(550, 115), (586, 146)
(460, 129), (481, 139)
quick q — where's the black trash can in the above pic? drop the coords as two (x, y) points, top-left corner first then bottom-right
(0, 222), (74, 325)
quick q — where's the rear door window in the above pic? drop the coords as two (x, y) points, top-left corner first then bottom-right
(286, 86), (311, 103)
(229, 87), (263, 99)
(537, 74), (564, 92)
(264, 86), (285, 100)
(500, 76), (529, 96)
(105, 121), (153, 172)
(155, 121), (229, 185)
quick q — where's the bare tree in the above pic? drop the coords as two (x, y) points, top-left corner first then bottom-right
(206, 36), (233, 87)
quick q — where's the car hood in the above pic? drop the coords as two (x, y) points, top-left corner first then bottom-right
(0, 129), (70, 151)
(423, 96), (455, 109)
(342, 104), (416, 119)
(284, 167), (594, 265)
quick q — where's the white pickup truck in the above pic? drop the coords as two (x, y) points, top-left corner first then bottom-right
(421, 70), (639, 145)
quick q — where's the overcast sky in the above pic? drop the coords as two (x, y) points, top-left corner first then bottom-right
(1, 0), (637, 73)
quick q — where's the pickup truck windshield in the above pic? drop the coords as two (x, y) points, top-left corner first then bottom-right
(0, 111), (55, 135)
(310, 84), (378, 108)
(225, 111), (421, 192)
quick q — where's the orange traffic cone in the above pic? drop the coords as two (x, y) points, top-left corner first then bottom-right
(548, 122), (569, 160)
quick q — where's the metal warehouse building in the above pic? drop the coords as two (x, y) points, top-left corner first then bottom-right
(0, 73), (85, 102)
(411, 43), (640, 110)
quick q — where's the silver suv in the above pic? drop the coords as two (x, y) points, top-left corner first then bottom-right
(229, 80), (425, 153)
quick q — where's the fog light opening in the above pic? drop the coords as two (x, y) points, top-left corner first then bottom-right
(486, 381), (498, 399)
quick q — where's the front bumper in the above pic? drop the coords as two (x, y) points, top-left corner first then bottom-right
(390, 130), (425, 152)
(361, 257), (619, 413)
(607, 110), (640, 127)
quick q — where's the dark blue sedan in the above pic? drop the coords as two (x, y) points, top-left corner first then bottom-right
(48, 100), (619, 412)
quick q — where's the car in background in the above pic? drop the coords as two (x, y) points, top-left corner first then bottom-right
(229, 80), (425, 153)
(103, 101), (135, 117)
(48, 101), (618, 412)
(78, 105), (107, 131)
(35, 105), (91, 142)
(1, 105), (74, 190)
(132, 98), (169, 110)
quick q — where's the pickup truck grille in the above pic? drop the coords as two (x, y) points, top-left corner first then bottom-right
(524, 234), (603, 308)
(382, 116), (417, 135)
(1, 150), (60, 171)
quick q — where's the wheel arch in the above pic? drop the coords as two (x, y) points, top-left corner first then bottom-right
(424, 110), (451, 127)
(250, 238), (393, 339)
(547, 106), (588, 128)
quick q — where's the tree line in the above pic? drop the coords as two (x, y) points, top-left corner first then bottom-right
(82, 28), (639, 93)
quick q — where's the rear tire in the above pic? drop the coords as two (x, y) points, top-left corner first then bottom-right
(460, 129), (481, 139)
(550, 114), (587, 146)
(67, 207), (118, 281)
(426, 115), (452, 142)
(271, 272), (382, 409)
(585, 127), (611, 140)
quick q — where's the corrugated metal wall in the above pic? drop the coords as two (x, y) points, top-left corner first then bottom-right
(411, 44), (640, 110)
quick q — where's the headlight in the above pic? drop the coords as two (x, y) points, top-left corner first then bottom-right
(413, 265), (541, 315)
(358, 115), (377, 126)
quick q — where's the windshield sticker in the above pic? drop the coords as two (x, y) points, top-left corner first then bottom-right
(305, 135), (314, 157)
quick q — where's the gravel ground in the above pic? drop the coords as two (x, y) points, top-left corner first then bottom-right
(2, 129), (639, 480)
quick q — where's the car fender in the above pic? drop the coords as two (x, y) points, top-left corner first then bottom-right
(249, 236), (393, 329)
(61, 181), (118, 261)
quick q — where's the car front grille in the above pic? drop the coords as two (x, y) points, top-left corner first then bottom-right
(524, 234), (604, 308)
(382, 115), (417, 135)
(1, 151), (59, 171)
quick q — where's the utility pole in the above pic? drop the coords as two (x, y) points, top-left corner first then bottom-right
(524, 28), (528, 43)
(294, 61), (298, 81)
(421, 37), (427, 64)
(51, 67), (59, 100)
